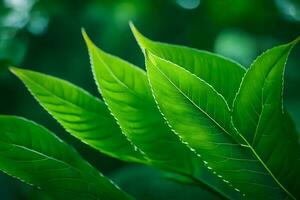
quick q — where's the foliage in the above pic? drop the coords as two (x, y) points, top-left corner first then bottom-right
(0, 23), (299, 200)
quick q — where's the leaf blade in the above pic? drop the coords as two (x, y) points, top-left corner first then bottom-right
(232, 39), (300, 198)
(146, 51), (299, 199)
(130, 23), (245, 106)
(0, 115), (131, 200)
(83, 30), (243, 200)
(10, 67), (144, 163)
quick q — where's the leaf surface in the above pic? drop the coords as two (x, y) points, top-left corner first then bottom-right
(131, 23), (299, 160)
(0, 115), (131, 200)
(232, 39), (300, 199)
(130, 23), (245, 106)
(146, 48), (300, 199)
(10, 67), (144, 163)
(83, 30), (243, 200)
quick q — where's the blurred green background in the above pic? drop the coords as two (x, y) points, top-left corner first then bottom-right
(0, 0), (299, 199)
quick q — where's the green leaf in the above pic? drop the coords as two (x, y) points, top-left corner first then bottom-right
(130, 24), (299, 134)
(146, 50), (299, 199)
(232, 39), (300, 199)
(130, 23), (245, 106)
(82, 30), (243, 200)
(0, 115), (132, 200)
(130, 23), (298, 140)
(10, 67), (144, 163)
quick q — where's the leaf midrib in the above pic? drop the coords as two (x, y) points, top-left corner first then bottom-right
(17, 71), (146, 163)
(0, 137), (101, 192)
(18, 72), (105, 118)
(90, 47), (239, 199)
(251, 47), (289, 146)
(150, 56), (295, 199)
(149, 60), (244, 196)
(233, 46), (296, 199)
(151, 58), (237, 144)
(92, 46), (155, 108)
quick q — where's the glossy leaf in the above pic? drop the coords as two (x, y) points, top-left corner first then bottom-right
(131, 23), (298, 150)
(232, 39), (300, 199)
(130, 23), (245, 106)
(130, 23), (298, 139)
(0, 115), (131, 200)
(10, 67), (144, 163)
(146, 50), (299, 199)
(130, 23), (295, 140)
(83, 30), (243, 200)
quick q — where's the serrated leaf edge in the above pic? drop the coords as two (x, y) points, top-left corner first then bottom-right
(231, 41), (299, 200)
(82, 30), (149, 163)
(0, 115), (126, 198)
(10, 67), (144, 163)
(145, 51), (245, 198)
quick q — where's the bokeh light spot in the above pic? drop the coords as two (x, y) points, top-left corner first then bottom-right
(2, 0), (36, 29)
(275, 0), (300, 22)
(176, 0), (201, 10)
(214, 29), (257, 66)
(114, 2), (137, 26)
(27, 12), (49, 35)
(4, 0), (35, 11)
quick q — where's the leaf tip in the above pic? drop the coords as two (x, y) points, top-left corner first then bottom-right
(128, 20), (134, 28)
(8, 67), (27, 80)
(129, 22), (150, 49)
(81, 28), (89, 42)
(8, 66), (19, 74)
(129, 21), (138, 36)
(81, 28), (96, 50)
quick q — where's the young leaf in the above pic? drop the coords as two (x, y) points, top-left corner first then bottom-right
(232, 39), (300, 198)
(146, 51), (299, 199)
(130, 23), (245, 106)
(10, 67), (144, 163)
(0, 115), (132, 200)
(82, 30), (243, 200)
(130, 23), (298, 140)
